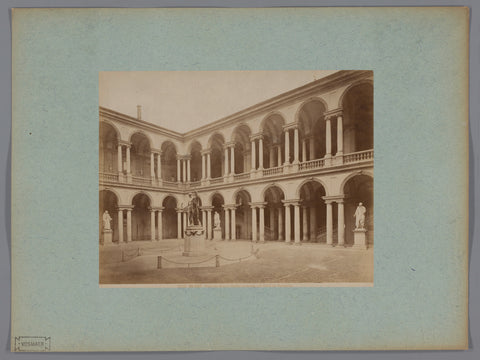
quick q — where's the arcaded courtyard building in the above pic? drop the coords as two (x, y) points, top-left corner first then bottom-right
(99, 70), (373, 248)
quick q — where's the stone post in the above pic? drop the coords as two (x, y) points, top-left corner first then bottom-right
(224, 145), (229, 177)
(325, 116), (332, 159)
(176, 157), (181, 183)
(278, 207), (284, 241)
(150, 152), (155, 181)
(293, 127), (299, 164)
(177, 210), (182, 239)
(309, 137), (315, 160)
(302, 140), (307, 162)
(224, 207), (230, 241)
(337, 113), (343, 156)
(117, 144), (123, 176)
(187, 157), (191, 182)
(258, 137), (264, 170)
(230, 145), (235, 175)
(207, 151), (211, 179)
(251, 139), (256, 170)
(231, 207), (236, 240)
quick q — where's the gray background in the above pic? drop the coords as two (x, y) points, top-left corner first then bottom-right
(1, 0), (478, 359)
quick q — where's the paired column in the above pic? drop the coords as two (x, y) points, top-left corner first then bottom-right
(224, 206), (230, 240)
(309, 137), (315, 160)
(325, 116), (332, 159)
(150, 152), (155, 180)
(302, 206), (308, 241)
(325, 200), (333, 245)
(259, 205), (265, 242)
(309, 206), (317, 242)
(251, 205), (257, 242)
(278, 207), (284, 241)
(157, 208), (163, 241)
(176, 209), (182, 239)
(156, 151), (162, 181)
(176, 156), (181, 183)
(276, 145), (282, 167)
(293, 202), (301, 244)
(337, 199), (345, 246)
(284, 129), (290, 165)
(251, 137), (256, 170)
(149, 208), (156, 241)
(126, 207), (132, 242)
(323, 109), (343, 160)
(117, 207), (124, 243)
(186, 156), (191, 182)
(231, 207), (236, 240)
(224, 145), (229, 177)
(283, 202), (291, 243)
(117, 143), (123, 175)
(230, 144), (235, 175)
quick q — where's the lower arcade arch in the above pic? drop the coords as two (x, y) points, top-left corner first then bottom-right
(131, 193), (152, 241)
(298, 181), (327, 243)
(162, 196), (178, 239)
(211, 193), (225, 239)
(343, 174), (374, 245)
(99, 190), (119, 243)
(263, 186), (285, 241)
(234, 190), (252, 240)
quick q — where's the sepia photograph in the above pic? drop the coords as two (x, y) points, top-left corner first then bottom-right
(99, 70), (374, 286)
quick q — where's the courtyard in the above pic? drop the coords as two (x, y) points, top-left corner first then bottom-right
(99, 239), (373, 285)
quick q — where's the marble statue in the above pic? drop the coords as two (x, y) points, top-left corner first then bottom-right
(354, 202), (366, 229)
(214, 211), (221, 229)
(102, 210), (112, 231)
(187, 191), (201, 226)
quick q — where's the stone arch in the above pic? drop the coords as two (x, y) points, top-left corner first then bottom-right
(339, 170), (374, 195)
(231, 124), (252, 174)
(260, 111), (286, 134)
(99, 120), (121, 141)
(296, 177), (330, 198)
(187, 140), (202, 153)
(296, 98), (328, 160)
(129, 190), (154, 206)
(337, 79), (374, 108)
(128, 130), (153, 148)
(231, 187), (252, 204)
(261, 183), (288, 201)
(294, 96), (329, 124)
(161, 193), (179, 207)
(208, 191), (226, 206)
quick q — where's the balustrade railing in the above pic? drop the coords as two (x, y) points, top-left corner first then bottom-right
(132, 176), (153, 186)
(190, 181), (201, 187)
(263, 166), (283, 176)
(99, 172), (119, 182)
(299, 159), (325, 171)
(210, 177), (224, 184)
(234, 172), (250, 181)
(343, 150), (374, 163)
(162, 180), (178, 187)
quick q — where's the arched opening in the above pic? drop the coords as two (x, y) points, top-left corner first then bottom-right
(130, 133), (151, 179)
(342, 83), (374, 153)
(211, 193), (225, 239)
(298, 100), (328, 160)
(298, 181), (327, 242)
(161, 141), (177, 182)
(99, 190), (119, 243)
(162, 196), (178, 239)
(234, 190), (252, 240)
(131, 193), (151, 241)
(99, 122), (119, 174)
(189, 141), (202, 182)
(209, 133), (226, 179)
(263, 186), (285, 241)
(343, 174), (374, 245)
(262, 114), (285, 167)
(231, 125), (251, 174)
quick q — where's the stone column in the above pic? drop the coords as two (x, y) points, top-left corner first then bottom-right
(207, 209), (213, 239)
(258, 137), (264, 170)
(284, 129), (290, 165)
(177, 210), (182, 239)
(201, 153), (206, 180)
(326, 201), (333, 245)
(225, 207), (230, 240)
(202, 209), (207, 238)
(302, 140), (307, 162)
(326, 116), (332, 158)
(277, 145), (282, 166)
(126, 145), (131, 175)
(309, 206), (317, 242)
(302, 206), (308, 241)
(117, 144), (123, 175)
(157, 209), (163, 241)
(187, 157), (191, 182)
(183, 211), (187, 234)
(338, 199), (345, 246)
(294, 203), (301, 244)
(284, 204), (291, 243)
(278, 207), (284, 241)
(309, 137), (315, 160)
(269, 147), (275, 168)
(150, 152), (155, 180)
(207, 152), (211, 179)
(182, 158), (187, 183)
(157, 152), (162, 181)
(224, 146), (229, 176)
(231, 207), (236, 240)
(259, 205), (265, 242)
(293, 127), (299, 164)
(251, 206), (257, 242)
(337, 113), (343, 156)
(269, 208), (275, 239)
(230, 145), (235, 175)
(150, 208), (156, 241)
(176, 157), (181, 182)
(117, 208), (123, 243)
(251, 139), (256, 170)
(126, 208), (132, 242)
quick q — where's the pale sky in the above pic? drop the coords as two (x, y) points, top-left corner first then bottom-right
(99, 71), (338, 133)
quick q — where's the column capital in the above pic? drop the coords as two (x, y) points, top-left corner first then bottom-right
(249, 201), (267, 209)
(283, 123), (299, 131)
(200, 148), (212, 156)
(224, 141), (236, 148)
(200, 206), (214, 211)
(118, 205), (134, 211)
(324, 108), (343, 120)
(322, 195), (345, 203)
(151, 148), (162, 155)
(282, 199), (301, 206)
(250, 133), (264, 141)
(149, 206), (165, 212)
(118, 140), (131, 147)
(223, 203), (237, 210)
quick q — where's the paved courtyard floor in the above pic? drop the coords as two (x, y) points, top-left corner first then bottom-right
(100, 239), (373, 285)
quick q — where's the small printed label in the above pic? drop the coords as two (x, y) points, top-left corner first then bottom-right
(14, 336), (50, 352)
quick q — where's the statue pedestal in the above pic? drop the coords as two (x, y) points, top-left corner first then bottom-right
(353, 228), (368, 250)
(213, 227), (222, 241)
(102, 229), (113, 245)
(183, 225), (205, 257)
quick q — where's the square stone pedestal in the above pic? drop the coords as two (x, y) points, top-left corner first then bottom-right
(102, 229), (113, 245)
(213, 228), (222, 241)
(353, 228), (368, 250)
(183, 225), (205, 257)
